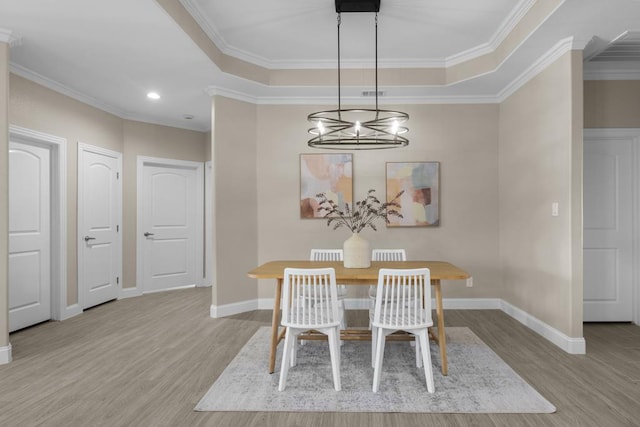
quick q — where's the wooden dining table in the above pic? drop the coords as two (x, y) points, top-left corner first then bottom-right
(248, 260), (471, 376)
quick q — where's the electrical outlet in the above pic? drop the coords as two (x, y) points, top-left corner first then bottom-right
(466, 277), (473, 287)
(552, 202), (559, 217)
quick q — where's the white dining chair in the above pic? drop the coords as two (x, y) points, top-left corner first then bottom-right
(370, 268), (434, 393)
(310, 249), (348, 330)
(368, 249), (409, 334)
(368, 249), (407, 300)
(279, 267), (342, 392)
(371, 249), (407, 262)
(368, 251), (421, 366)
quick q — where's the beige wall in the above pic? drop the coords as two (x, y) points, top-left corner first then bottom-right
(570, 53), (584, 336)
(122, 120), (208, 288)
(204, 130), (212, 161)
(255, 103), (501, 301)
(211, 96), (258, 306)
(7, 74), (208, 308)
(498, 50), (583, 337)
(9, 74), (123, 305)
(1, 48), (589, 351)
(1, 43), (9, 350)
(584, 80), (640, 128)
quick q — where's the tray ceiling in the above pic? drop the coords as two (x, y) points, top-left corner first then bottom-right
(1, 0), (640, 131)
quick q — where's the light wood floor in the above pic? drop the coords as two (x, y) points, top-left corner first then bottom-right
(1, 287), (639, 427)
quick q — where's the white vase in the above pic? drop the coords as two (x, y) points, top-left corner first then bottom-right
(343, 233), (371, 268)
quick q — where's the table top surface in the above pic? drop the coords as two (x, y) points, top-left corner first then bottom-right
(248, 260), (470, 282)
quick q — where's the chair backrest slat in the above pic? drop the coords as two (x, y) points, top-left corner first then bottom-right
(372, 249), (407, 262)
(310, 249), (343, 262)
(282, 267), (339, 329)
(373, 268), (431, 329)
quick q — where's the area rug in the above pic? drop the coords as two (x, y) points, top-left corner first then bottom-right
(195, 327), (556, 413)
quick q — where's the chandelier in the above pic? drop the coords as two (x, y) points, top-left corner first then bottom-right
(307, 0), (409, 150)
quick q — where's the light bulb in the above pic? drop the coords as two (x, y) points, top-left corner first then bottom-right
(391, 120), (399, 135)
(317, 120), (325, 135)
(355, 121), (361, 134)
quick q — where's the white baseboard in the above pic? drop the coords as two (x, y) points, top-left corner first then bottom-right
(119, 286), (143, 299)
(226, 296), (585, 355)
(345, 298), (371, 310)
(60, 304), (83, 321)
(441, 298), (502, 310)
(259, 298), (503, 311)
(501, 300), (586, 354)
(261, 297), (503, 311)
(256, 298), (372, 311)
(121, 284), (198, 299)
(258, 298), (274, 310)
(346, 298), (505, 310)
(0, 343), (12, 364)
(211, 299), (259, 318)
(143, 284), (195, 295)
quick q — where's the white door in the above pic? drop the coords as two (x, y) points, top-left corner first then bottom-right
(583, 133), (633, 321)
(8, 142), (51, 332)
(78, 144), (122, 309)
(139, 158), (203, 293)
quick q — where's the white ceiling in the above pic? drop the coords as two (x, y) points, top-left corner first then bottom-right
(1, 0), (640, 132)
(185, 0), (519, 68)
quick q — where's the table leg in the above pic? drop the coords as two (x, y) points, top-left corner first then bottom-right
(433, 279), (448, 375)
(269, 278), (283, 374)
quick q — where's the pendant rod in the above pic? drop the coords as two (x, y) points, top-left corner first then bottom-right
(337, 13), (342, 118)
(375, 12), (379, 112)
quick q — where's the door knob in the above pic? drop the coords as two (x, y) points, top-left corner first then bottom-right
(144, 232), (154, 237)
(84, 236), (96, 242)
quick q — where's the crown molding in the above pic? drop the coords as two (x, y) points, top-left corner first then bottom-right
(119, 112), (209, 132)
(179, 0), (445, 70)
(446, 0), (538, 67)
(10, 62), (125, 116)
(205, 86), (259, 104)
(206, 83), (499, 105)
(211, 36), (585, 106)
(584, 62), (640, 80)
(178, 0), (275, 68)
(265, 57), (448, 70)
(10, 33), (585, 132)
(253, 93), (500, 106)
(0, 28), (23, 47)
(10, 62), (209, 132)
(497, 36), (578, 102)
(0, 28), (10, 42)
(181, 0), (544, 70)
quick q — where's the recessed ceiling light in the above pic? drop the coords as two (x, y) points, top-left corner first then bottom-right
(147, 92), (160, 100)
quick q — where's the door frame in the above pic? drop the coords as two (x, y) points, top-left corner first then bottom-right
(204, 160), (215, 287)
(202, 160), (215, 286)
(77, 142), (123, 309)
(584, 128), (640, 325)
(8, 125), (74, 321)
(136, 156), (205, 295)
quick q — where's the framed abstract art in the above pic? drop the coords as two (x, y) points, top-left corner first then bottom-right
(386, 161), (440, 227)
(300, 153), (353, 218)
